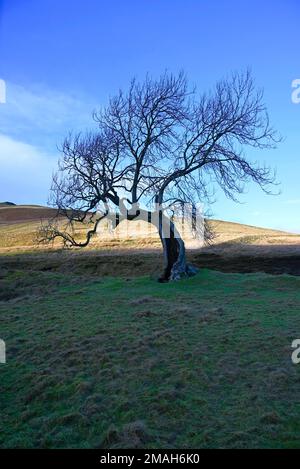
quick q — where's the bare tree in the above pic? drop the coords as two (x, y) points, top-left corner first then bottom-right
(39, 70), (279, 281)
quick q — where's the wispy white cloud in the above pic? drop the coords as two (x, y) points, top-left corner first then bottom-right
(0, 81), (98, 204)
(0, 81), (96, 148)
(0, 133), (57, 204)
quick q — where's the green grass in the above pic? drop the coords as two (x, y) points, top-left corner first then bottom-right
(1, 266), (300, 448)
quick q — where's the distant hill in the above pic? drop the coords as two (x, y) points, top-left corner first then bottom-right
(0, 201), (16, 207)
(0, 204), (57, 224)
(0, 202), (299, 255)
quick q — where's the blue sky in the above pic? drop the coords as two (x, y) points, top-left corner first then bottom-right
(0, 0), (300, 232)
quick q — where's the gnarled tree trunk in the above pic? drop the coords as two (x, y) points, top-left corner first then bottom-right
(116, 202), (199, 282)
(158, 214), (199, 282)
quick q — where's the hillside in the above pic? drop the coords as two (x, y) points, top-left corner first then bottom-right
(0, 201), (16, 207)
(0, 204), (57, 224)
(0, 203), (298, 255)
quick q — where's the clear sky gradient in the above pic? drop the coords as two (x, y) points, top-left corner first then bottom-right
(0, 0), (300, 232)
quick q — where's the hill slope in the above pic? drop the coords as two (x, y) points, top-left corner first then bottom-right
(0, 204), (298, 256)
(0, 201), (16, 207)
(0, 205), (57, 224)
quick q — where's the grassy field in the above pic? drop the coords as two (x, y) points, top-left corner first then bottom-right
(1, 204), (300, 448)
(1, 261), (300, 448)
